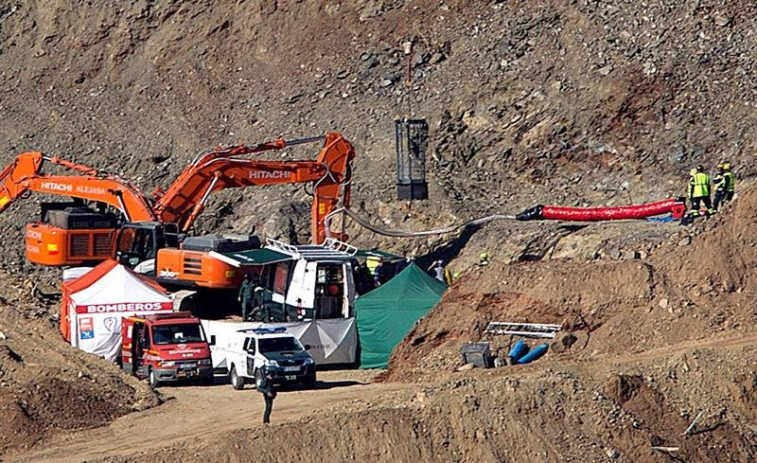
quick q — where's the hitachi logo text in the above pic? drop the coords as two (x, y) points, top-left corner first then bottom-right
(87, 303), (163, 313)
(40, 182), (73, 192)
(250, 171), (289, 179)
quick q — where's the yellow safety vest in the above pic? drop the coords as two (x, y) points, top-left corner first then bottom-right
(724, 171), (735, 193)
(365, 256), (380, 275)
(689, 172), (709, 198)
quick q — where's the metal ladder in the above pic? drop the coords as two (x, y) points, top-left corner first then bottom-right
(485, 322), (562, 339)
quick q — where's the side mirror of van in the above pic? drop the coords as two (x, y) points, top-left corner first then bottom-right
(209, 335), (216, 346)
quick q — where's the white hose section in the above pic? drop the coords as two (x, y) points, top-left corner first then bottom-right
(324, 207), (517, 239)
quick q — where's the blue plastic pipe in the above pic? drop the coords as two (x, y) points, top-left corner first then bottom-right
(508, 340), (530, 362)
(515, 343), (549, 364)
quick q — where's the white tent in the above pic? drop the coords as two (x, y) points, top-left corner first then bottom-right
(61, 259), (173, 361)
(279, 319), (357, 365)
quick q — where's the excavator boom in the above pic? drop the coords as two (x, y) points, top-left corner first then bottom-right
(21, 176), (156, 221)
(0, 152), (151, 219)
(155, 132), (354, 243)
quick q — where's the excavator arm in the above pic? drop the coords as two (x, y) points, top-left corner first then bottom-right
(0, 152), (46, 211)
(0, 152), (153, 220)
(19, 176), (157, 221)
(154, 132), (354, 243)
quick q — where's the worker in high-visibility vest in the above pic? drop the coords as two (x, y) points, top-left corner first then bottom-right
(476, 252), (490, 267)
(713, 162), (735, 210)
(365, 256), (380, 276)
(687, 165), (712, 212)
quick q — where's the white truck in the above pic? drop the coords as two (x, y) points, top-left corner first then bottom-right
(212, 238), (358, 321)
(224, 326), (317, 390)
(204, 238), (360, 367)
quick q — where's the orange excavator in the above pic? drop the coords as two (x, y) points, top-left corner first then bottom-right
(0, 152), (158, 265)
(116, 132), (354, 288)
(0, 132), (355, 289)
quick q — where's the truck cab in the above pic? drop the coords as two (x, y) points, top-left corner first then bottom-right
(121, 311), (214, 387)
(224, 326), (316, 390)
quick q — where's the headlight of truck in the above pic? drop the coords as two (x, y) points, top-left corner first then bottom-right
(303, 357), (315, 365)
(265, 359), (279, 368)
(161, 360), (176, 368)
(198, 359), (212, 366)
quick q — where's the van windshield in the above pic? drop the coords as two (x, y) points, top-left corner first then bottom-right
(259, 336), (303, 353)
(152, 323), (205, 345)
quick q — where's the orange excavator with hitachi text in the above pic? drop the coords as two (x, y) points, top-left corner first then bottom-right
(116, 132), (354, 289)
(0, 152), (157, 265)
(0, 132), (355, 289)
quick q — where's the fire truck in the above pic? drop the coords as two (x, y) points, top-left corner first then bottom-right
(121, 311), (214, 387)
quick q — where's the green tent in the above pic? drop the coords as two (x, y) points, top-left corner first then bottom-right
(356, 263), (446, 369)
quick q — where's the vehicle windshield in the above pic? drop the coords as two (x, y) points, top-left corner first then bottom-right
(152, 323), (205, 345)
(259, 336), (304, 354)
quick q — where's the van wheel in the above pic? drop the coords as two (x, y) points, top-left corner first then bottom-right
(230, 366), (245, 390)
(148, 369), (161, 388)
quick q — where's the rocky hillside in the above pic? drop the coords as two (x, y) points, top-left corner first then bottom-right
(1, 0), (756, 262)
(1, 1), (757, 458)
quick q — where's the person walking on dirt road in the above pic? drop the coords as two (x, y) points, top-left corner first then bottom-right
(258, 368), (277, 424)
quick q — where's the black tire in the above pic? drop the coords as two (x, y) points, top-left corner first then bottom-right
(230, 365), (245, 390)
(148, 369), (161, 388)
(200, 375), (214, 386)
(304, 373), (317, 390)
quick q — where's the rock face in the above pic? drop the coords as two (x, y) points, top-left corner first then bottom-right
(0, 1), (756, 458)
(0, 0), (755, 268)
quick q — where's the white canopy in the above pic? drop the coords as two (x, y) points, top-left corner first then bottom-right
(62, 260), (173, 361)
(70, 264), (171, 311)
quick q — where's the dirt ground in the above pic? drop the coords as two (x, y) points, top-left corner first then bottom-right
(6, 335), (754, 463)
(6, 370), (400, 463)
(1, 1), (757, 462)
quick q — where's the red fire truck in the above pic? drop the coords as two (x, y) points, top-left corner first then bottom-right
(121, 312), (214, 387)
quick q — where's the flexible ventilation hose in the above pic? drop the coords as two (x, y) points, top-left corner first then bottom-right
(324, 207), (517, 239)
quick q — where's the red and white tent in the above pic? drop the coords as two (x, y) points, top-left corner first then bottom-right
(61, 259), (173, 361)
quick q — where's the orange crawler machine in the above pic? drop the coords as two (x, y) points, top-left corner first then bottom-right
(0, 152), (156, 265)
(118, 132), (355, 289)
(0, 132), (355, 290)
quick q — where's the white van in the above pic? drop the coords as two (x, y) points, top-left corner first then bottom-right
(224, 326), (316, 390)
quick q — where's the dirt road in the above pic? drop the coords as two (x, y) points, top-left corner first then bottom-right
(7, 370), (411, 463)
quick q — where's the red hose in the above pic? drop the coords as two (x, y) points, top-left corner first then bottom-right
(542, 198), (683, 221)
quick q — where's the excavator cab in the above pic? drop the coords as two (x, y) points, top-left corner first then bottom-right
(115, 222), (180, 273)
